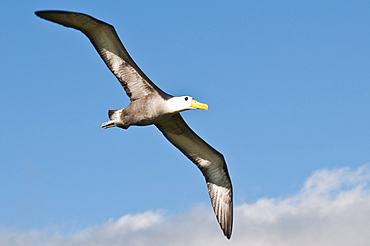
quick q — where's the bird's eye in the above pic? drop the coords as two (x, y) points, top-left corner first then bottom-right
(185, 97), (188, 101)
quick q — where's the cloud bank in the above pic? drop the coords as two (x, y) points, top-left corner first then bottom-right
(2, 165), (370, 246)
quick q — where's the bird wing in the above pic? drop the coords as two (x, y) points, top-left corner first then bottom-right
(155, 114), (233, 239)
(35, 10), (167, 101)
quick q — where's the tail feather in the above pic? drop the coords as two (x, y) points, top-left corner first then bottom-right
(102, 109), (123, 129)
(108, 110), (118, 120)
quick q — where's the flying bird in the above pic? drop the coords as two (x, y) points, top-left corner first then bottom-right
(35, 10), (233, 239)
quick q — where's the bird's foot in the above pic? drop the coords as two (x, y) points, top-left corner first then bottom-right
(101, 120), (117, 129)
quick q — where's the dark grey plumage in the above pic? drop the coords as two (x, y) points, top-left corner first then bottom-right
(35, 10), (233, 239)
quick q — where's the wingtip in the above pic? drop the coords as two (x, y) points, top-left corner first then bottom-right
(34, 10), (60, 21)
(219, 208), (233, 239)
(34, 10), (43, 18)
(34, 10), (56, 17)
(222, 215), (233, 239)
(206, 182), (233, 239)
(34, 10), (82, 21)
(223, 226), (232, 239)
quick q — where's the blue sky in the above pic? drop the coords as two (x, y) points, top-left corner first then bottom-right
(1, 1), (370, 245)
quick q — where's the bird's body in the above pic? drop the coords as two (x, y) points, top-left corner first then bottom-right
(36, 10), (233, 239)
(103, 94), (166, 129)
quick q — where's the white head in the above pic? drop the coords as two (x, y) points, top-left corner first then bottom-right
(165, 96), (208, 113)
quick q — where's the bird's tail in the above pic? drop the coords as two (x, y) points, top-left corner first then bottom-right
(108, 110), (120, 120)
(101, 109), (123, 129)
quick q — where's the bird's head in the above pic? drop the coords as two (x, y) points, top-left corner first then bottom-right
(166, 96), (208, 113)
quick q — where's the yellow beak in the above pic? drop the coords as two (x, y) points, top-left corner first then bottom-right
(191, 99), (208, 110)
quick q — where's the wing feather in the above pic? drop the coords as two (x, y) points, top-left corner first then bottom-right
(35, 10), (167, 101)
(36, 10), (233, 238)
(156, 114), (233, 239)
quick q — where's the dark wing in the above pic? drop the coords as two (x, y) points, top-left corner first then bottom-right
(155, 114), (233, 239)
(35, 10), (167, 101)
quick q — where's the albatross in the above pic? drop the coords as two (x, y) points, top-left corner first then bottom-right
(35, 10), (233, 239)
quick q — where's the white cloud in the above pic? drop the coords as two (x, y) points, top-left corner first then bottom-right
(235, 165), (370, 246)
(1, 165), (370, 246)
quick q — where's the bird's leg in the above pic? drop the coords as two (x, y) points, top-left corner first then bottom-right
(101, 120), (117, 129)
